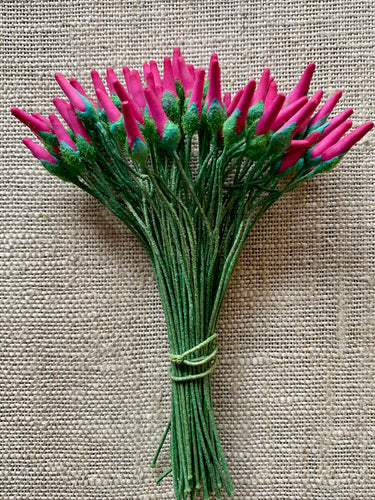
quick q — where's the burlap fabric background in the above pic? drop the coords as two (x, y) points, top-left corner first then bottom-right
(2, 1), (374, 498)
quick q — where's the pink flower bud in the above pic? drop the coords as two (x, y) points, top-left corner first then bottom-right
(278, 139), (310, 172)
(236, 80), (256, 134)
(55, 72), (86, 112)
(113, 80), (144, 124)
(172, 47), (182, 80)
(129, 70), (146, 109)
(271, 96), (308, 130)
(11, 107), (51, 134)
(208, 53), (218, 80)
(226, 88), (243, 116)
(256, 93), (286, 136)
(178, 56), (195, 96)
(121, 101), (145, 149)
(223, 92), (231, 109)
(106, 67), (118, 95)
(163, 57), (177, 97)
(252, 68), (270, 104)
(286, 62), (315, 104)
(294, 90), (323, 134)
(49, 113), (77, 150)
(264, 81), (278, 109)
(280, 97), (320, 134)
(95, 88), (121, 123)
(32, 113), (51, 125)
(122, 66), (131, 91)
(309, 90), (342, 127)
(150, 60), (162, 87)
(188, 68), (205, 116)
(22, 137), (57, 164)
(206, 54), (222, 108)
(321, 122), (373, 162)
(91, 69), (107, 110)
(321, 108), (353, 139)
(144, 86), (168, 138)
(52, 97), (91, 143)
(311, 120), (352, 158)
(69, 78), (95, 106)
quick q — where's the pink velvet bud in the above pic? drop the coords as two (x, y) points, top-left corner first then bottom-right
(91, 69), (107, 110)
(11, 108), (51, 134)
(294, 90), (323, 134)
(121, 101), (144, 149)
(113, 80), (144, 124)
(321, 122), (373, 162)
(129, 70), (146, 110)
(55, 73), (86, 112)
(223, 92), (231, 109)
(150, 60), (162, 87)
(226, 88), (243, 116)
(69, 78), (95, 106)
(271, 96), (308, 130)
(256, 93), (286, 136)
(23, 137), (57, 164)
(252, 68), (270, 104)
(172, 47), (182, 80)
(145, 70), (156, 95)
(52, 97), (90, 143)
(95, 88), (121, 123)
(287, 62), (316, 104)
(206, 54), (222, 108)
(163, 56), (177, 97)
(122, 66), (131, 90)
(321, 108), (353, 139)
(144, 86), (168, 138)
(106, 67), (118, 95)
(188, 68), (205, 116)
(278, 139), (310, 172)
(236, 80), (256, 134)
(32, 113), (51, 125)
(49, 113), (77, 150)
(311, 120), (352, 158)
(188, 64), (195, 80)
(281, 97), (320, 134)
(208, 53), (218, 80)
(178, 56), (195, 96)
(264, 81), (278, 109)
(309, 90), (342, 127)
(143, 62), (151, 82)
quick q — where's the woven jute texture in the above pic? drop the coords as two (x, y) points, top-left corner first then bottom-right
(1, 1), (374, 498)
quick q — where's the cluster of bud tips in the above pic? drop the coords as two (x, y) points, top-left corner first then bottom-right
(12, 48), (372, 183)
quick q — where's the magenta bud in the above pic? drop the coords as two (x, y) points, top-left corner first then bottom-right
(321, 122), (373, 162)
(226, 88), (243, 117)
(188, 64), (195, 80)
(55, 72), (86, 112)
(163, 56), (177, 97)
(121, 101), (145, 149)
(11, 107), (51, 134)
(113, 80), (144, 124)
(278, 139), (310, 172)
(49, 113), (77, 150)
(264, 81), (278, 109)
(95, 88), (121, 123)
(256, 92), (286, 136)
(188, 68), (205, 116)
(172, 47), (182, 80)
(321, 108), (353, 139)
(32, 113), (51, 125)
(309, 90), (342, 127)
(69, 78), (95, 106)
(311, 120), (352, 158)
(129, 70), (146, 110)
(223, 92), (231, 109)
(252, 68), (271, 105)
(206, 54), (222, 108)
(122, 66), (131, 90)
(280, 97), (320, 134)
(144, 86), (168, 138)
(106, 67), (118, 95)
(294, 90), (323, 134)
(23, 137), (57, 164)
(207, 53), (218, 80)
(236, 80), (256, 133)
(91, 69), (107, 110)
(52, 97), (91, 143)
(287, 62), (316, 104)
(271, 96), (308, 130)
(150, 60), (162, 87)
(145, 70), (156, 95)
(178, 56), (194, 96)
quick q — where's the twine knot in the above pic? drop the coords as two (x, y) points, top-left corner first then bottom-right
(167, 333), (219, 382)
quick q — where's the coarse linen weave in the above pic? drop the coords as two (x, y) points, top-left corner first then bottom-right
(1, 1), (374, 498)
